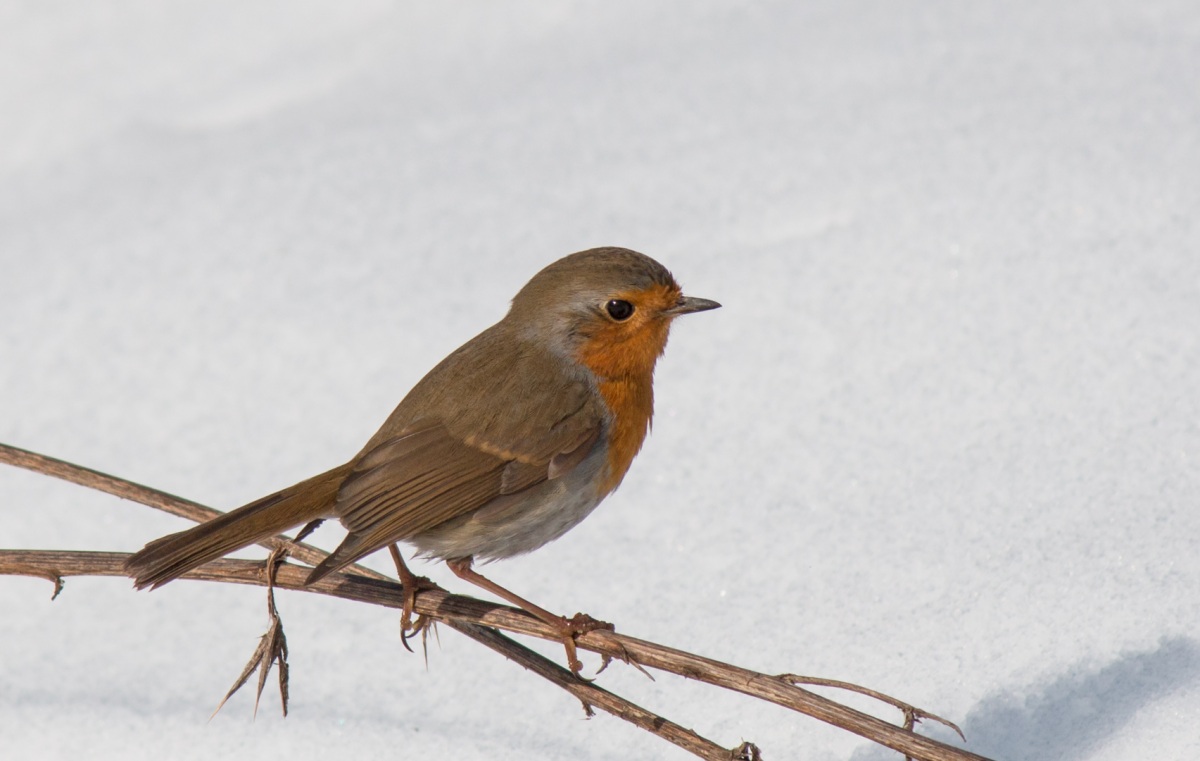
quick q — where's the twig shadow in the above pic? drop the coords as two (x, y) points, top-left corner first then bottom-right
(850, 636), (1200, 761)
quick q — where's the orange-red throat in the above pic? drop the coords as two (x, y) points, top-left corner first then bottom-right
(575, 283), (682, 494)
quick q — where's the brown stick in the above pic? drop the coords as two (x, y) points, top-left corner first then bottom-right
(0, 444), (360, 578)
(0, 551), (737, 760)
(1, 442), (991, 761)
(0, 444), (743, 759)
(445, 621), (742, 761)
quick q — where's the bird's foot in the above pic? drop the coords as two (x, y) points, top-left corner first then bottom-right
(389, 544), (443, 650)
(555, 613), (615, 677)
(399, 574), (443, 650)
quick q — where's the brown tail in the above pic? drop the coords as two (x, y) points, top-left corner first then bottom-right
(125, 464), (352, 589)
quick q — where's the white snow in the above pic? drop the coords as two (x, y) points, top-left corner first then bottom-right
(3, 2), (1199, 759)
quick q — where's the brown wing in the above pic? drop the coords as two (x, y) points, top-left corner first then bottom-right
(338, 422), (521, 538)
(303, 338), (605, 583)
(304, 421), (598, 582)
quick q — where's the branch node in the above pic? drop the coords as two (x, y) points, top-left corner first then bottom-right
(600, 637), (655, 682)
(777, 673), (965, 742)
(1, 565), (66, 599)
(730, 740), (762, 761)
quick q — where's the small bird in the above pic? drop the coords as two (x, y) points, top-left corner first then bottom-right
(125, 247), (719, 672)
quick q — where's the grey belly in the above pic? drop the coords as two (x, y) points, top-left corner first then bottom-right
(408, 448), (608, 561)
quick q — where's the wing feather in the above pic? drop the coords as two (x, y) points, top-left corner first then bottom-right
(306, 340), (608, 580)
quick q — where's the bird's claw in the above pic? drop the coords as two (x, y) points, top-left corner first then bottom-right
(557, 613), (614, 677)
(399, 575), (442, 651)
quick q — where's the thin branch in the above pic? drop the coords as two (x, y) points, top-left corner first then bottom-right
(446, 621), (735, 760)
(0, 444), (374, 580)
(0, 442), (743, 759)
(0, 550), (743, 761)
(2, 442), (993, 761)
(779, 675), (964, 740)
(2, 549), (986, 761)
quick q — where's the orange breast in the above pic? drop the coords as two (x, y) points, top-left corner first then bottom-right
(574, 282), (679, 494)
(578, 341), (670, 492)
(595, 375), (655, 494)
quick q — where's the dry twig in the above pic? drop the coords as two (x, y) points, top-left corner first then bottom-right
(1, 442), (992, 761)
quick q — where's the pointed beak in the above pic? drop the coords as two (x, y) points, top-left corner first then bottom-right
(667, 295), (722, 316)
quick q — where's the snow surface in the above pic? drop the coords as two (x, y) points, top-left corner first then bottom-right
(3, 2), (1199, 759)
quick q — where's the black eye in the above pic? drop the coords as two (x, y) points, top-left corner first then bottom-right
(605, 299), (635, 321)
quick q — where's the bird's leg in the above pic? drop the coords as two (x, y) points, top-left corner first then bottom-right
(388, 545), (439, 648)
(445, 556), (613, 676)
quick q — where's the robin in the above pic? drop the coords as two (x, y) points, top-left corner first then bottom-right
(125, 246), (719, 673)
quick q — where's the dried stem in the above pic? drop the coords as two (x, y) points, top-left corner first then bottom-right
(1, 442), (992, 761)
(0, 549), (742, 760)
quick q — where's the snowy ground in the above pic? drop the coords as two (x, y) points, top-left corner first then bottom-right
(3, 2), (1199, 759)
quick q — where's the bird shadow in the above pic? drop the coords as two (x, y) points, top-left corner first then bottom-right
(850, 636), (1200, 761)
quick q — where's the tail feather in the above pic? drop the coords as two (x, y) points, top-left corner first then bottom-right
(125, 464), (351, 589)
